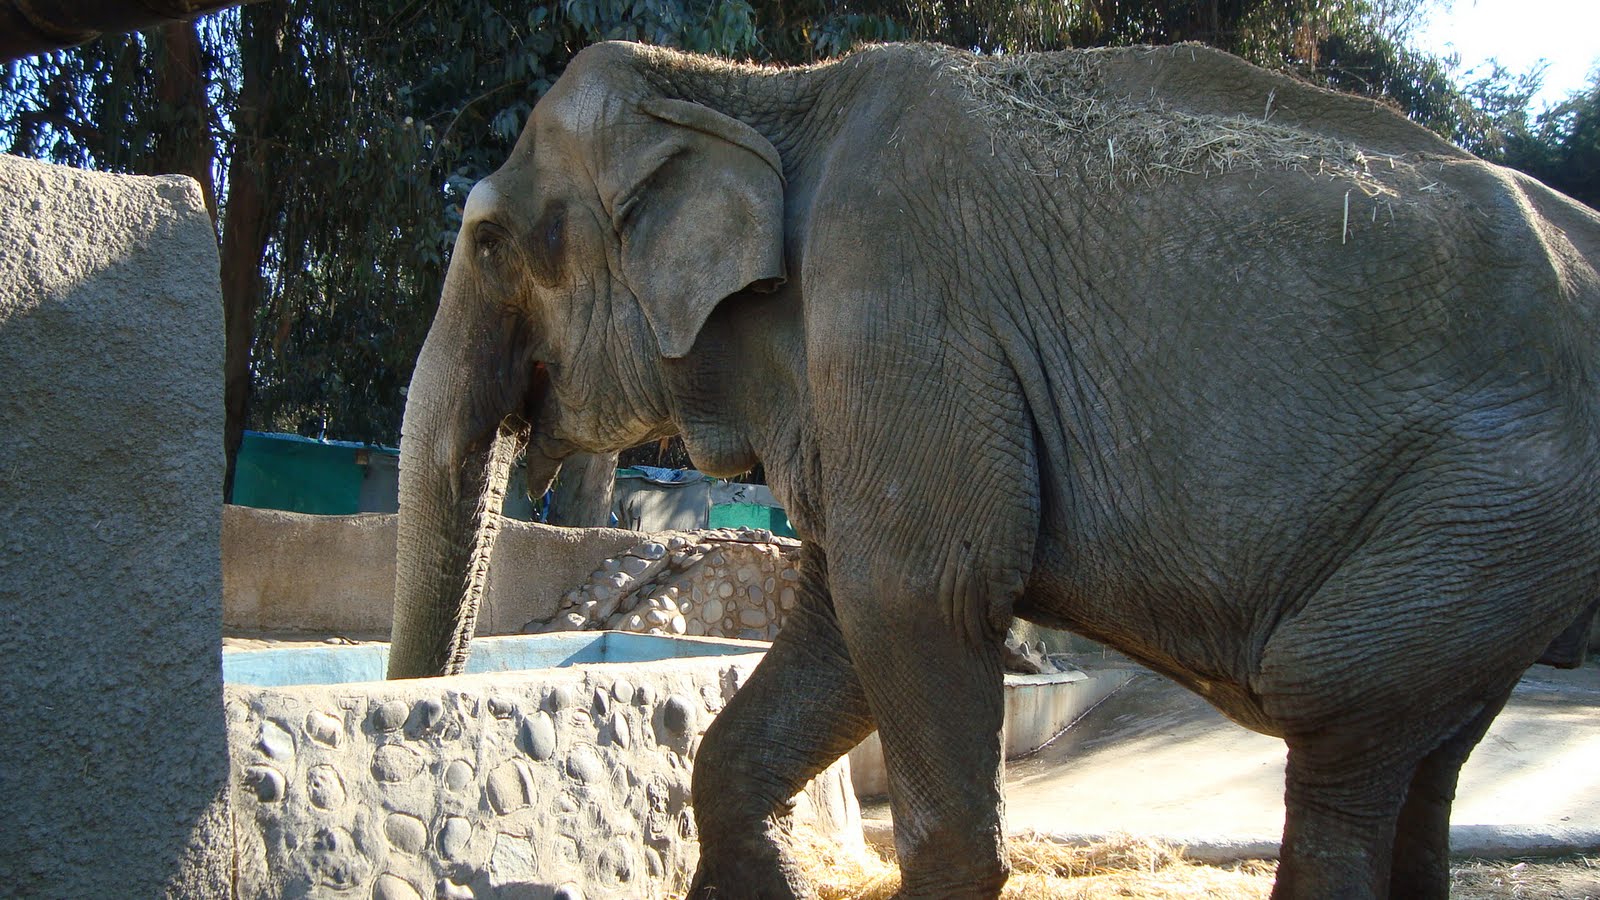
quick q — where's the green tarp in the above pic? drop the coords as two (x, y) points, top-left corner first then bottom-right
(231, 431), (394, 515)
(708, 502), (797, 538)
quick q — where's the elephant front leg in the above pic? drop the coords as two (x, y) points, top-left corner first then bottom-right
(688, 552), (876, 899)
(831, 554), (1012, 899)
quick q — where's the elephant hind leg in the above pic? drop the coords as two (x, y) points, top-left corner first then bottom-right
(688, 551), (876, 900)
(1387, 683), (1516, 900)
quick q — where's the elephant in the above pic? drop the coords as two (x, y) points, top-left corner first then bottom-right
(387, 38), (1600, 900)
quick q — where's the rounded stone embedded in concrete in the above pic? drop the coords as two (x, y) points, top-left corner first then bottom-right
(308, 826), (367, 890)
(304, 711), (343, 748)
(610, 679), (634, 705)
(717, 582), (734, 599)
(443, 759), (475, 793)
(521, 711), (558, 761)
(384, 813), (428, 855)
(371, 699), (409, 732)
(740, 607), (769, 628)
(406, 698), (444, 736)
(566, 744), (605, 783)
(438, 878), (475, 900)
(662, 695), (695, 736)
(438, 816), (472, 859)
(372, 872), (424, 900)
(258, 720), (294, 761)
(487, 695), (517, 718)
(371, 744), (424, 783)
(609, 711), (631, 749)
(634, 683), (656, 708)
(486, 761), (531, 815)
(549, 685), (578, 711)
(593, 687), (611, 717)
(307, 764), (347, 810)
(244, 765), (285, 802)
(701, 597), (723, 621)
(596, 836), (637, 886)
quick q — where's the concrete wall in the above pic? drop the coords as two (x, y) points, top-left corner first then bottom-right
(223, 505), (646, 637)
(0, 156), (231, 896)
(847, 669), (1137, 798)
(225, 643), (862, 898)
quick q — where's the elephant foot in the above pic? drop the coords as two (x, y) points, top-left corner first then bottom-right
(688, 824), (811, 900)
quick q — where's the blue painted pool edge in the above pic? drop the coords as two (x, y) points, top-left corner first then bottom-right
(222, 632), (769, 687)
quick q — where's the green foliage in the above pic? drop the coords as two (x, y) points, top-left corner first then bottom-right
(1500, 73), (1600, 210)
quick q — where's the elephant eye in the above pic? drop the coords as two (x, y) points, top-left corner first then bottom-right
(474, 221), (507, 259)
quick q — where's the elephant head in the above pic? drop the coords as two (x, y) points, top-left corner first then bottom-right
(387, 43), (788, 678)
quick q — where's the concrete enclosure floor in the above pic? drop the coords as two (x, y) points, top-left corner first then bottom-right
(864, 654), (1600, 862)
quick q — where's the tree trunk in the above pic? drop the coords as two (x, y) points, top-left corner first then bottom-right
(545, 452), (618, 527)
(152, 20), (217, 224)
(218, 2), (285, 501)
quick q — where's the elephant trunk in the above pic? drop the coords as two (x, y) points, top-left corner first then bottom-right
(387, 272), (555, 679)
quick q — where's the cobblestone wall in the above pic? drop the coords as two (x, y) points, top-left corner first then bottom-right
(226, 652), (860, 898)
(532, 527), (801, 641)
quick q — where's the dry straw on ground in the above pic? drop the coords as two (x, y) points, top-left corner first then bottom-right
(783, 829), (1275, 900)
(727, 827), (1600, 900)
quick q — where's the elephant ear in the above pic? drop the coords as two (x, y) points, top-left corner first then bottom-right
(601, 96), (786, 359)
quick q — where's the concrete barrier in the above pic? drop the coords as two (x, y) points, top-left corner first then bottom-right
(0, 156), (231, 896)
(847, 668), (1137, 798)
(223, 505), (649, 636)
(223, 634), (863, 898)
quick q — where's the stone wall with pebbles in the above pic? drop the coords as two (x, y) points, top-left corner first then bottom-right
(530, 527), (803, 642)
(226, 652), (860, 899)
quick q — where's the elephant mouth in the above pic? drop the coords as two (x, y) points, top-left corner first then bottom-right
(524, 361), (549, 429)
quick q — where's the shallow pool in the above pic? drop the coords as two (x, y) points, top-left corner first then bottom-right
(222, 631), (765, 686)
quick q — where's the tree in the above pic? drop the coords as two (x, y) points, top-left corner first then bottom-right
(1495, 72), (1600, 210)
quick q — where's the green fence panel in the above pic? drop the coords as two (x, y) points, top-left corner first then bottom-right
(708, 502), (797, 538)
(232, 432), (377, 515)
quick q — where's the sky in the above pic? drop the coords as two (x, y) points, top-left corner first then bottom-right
(1414, 0), (1600, 111)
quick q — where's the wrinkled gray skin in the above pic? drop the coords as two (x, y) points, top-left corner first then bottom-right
(389, 40), (1600, 899)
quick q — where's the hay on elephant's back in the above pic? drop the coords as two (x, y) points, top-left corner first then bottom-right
(947, 48), (1397, 193)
